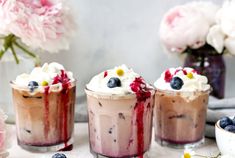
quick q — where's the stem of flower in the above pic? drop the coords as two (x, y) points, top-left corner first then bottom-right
(10, 45), (19, 64)
(0, 50), (5, 59)
(13, 41), (36, 58)
(13, 41), (41, 65)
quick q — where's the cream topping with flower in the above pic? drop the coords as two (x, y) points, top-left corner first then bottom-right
(154, 67), (210, 92)
(86, 65), (151, 95)
(14, 62), (74, 92)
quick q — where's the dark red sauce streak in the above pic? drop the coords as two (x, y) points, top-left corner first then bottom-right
(52, 70), (71, 148)
(44, 86), (50, 140)
(61, 82), (69, 147)
(130, 77), (151, 158)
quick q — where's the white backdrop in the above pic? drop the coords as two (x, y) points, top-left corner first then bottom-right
(39, 0), (235, 120)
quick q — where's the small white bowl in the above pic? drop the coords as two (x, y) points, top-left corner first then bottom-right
(215, 120), (235, 156)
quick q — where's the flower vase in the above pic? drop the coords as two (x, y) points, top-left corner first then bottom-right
(0, 53), (34, 123)
(184, 45), (226, 99)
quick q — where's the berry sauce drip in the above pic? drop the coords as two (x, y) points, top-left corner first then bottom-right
(174, 68), (187, 75)
(130, 77), (151, 158)
(130, 77), (151, 102)
(135, 102), (144, 158)
(61, 80), (69, 147)
(52, 70), (71, 148)
(104, 71), (108, 78)
(192, 69), (198, 74)
(52, 70), (70, 85)
(44, 86), (50, 140)
(182, 69), (187, 75)
(164, 69), (173, 83)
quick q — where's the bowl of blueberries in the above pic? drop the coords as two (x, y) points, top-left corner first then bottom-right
(215, 116), (235, 156)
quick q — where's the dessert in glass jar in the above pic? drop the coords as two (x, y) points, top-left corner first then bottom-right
(11, 62), (76, 152)
(86, 65), (155, 158)
(154, 67), (210, 148)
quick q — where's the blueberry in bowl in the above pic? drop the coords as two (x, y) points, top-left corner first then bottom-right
(219, 116), (233, 129)
(216, 116), (235, 157)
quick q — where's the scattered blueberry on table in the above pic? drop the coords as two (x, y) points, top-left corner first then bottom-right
(219, 116), (235, 133)
(52, 153), (67, 158)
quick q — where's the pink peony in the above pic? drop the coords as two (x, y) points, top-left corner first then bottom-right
(159, 2), (219, 53)
(0, 0), (75, 53)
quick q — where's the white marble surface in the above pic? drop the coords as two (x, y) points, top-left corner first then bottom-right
(6, 123), (220, 158)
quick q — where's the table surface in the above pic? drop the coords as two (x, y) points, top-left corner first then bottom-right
(6, 123), (220, 158)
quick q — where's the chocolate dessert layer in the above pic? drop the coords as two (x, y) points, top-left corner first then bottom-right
(154, 90), (209, 145)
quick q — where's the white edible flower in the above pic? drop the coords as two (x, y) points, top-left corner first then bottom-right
(182, 149), (195, 158)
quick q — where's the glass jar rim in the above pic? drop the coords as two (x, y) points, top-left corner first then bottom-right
(155, 87), (212, 95)
(10, 79), (77, 92)
(85, 87), (155, 100)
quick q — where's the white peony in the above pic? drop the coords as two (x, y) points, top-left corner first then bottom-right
(160, 1), (219, 53)
(207, 25), (225, 53)
(207, 0), (235, 55)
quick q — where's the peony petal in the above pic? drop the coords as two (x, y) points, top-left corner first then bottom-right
(225, 37), (235, 55)
(186, 1), (219, 25)
(207, 25), (225, 53)
(216, 0), (235, 38)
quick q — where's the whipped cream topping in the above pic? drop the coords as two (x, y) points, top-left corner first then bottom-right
(86, 65), (152, 95)
(154, 67), (210, 92)
(14, 62), (75, 92)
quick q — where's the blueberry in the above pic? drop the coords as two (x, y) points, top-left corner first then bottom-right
(224, 125), (235, 133)
(232, 116), (235, 125)
(52, 153), (67, 158)
(219, 116), (233, 129)
(107, 77), (121, 88)
(170, 77), (184, 90)
(28, 81), (39, 92)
